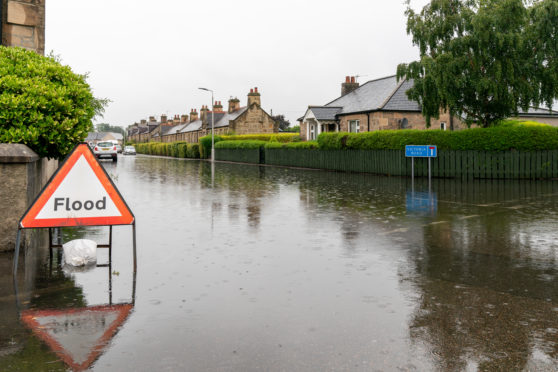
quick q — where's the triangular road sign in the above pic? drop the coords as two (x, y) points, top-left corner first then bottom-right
(21, 304), (133, 371)
(20, 143), (134, 228)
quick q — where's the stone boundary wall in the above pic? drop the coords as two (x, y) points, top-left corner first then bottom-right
(1, 0), (45, 54)
(0, 144), (57, 252)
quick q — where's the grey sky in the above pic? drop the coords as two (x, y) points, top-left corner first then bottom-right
(45, 0), (431, 128)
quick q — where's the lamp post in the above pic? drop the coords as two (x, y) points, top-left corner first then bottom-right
(198, 87), (215, 162)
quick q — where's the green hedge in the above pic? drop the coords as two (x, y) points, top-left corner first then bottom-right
(220, 133), (299, 142)
(135, 142), (200, 158)
(199, 135), (223, 158)
(318, 126), (558, 152)
(265, 141), (318, 149)
(215, 140), (267, 149)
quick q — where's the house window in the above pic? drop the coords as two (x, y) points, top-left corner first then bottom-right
(349, 120), (360, 133)
(310, 124), (316, 140)
(400, 118), (409, 129)
(440, 122), (447, 131)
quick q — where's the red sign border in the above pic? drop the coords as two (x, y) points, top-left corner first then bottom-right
(21, 304), (133, 371)
(19, 143), (135, 228)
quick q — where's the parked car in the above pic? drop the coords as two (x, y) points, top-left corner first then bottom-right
(116, 144), (122, 153)
(93, 141), (118, 162)
(123, 145), (136, 155)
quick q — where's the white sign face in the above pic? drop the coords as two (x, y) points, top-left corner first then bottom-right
(36, 155), (121, 219)
(20, 143), (134, 228)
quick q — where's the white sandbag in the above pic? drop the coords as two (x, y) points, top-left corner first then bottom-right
(62, 239), (97, 266)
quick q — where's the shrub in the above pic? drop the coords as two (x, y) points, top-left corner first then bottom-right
(317, 126), (558, 152)
(0, 47), (106, 159)
(199, 135), (223, 158)
(187, 143), (200, 158)
(215, 140), (267, 149)
(220, 133), (298, 143)
(265, 141), (318, 149)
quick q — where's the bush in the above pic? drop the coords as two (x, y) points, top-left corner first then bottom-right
(318, 126), (558, 152)
(265, 141), (318, 149)
(199, 135), (223, 158)
(187, 143), (200, 158)
(0, 47), (106, 159)
(215, 140), (267, 149)
(220, 133), (299, 143)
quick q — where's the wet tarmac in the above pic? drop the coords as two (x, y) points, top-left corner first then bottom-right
(1, 154), (558, 371)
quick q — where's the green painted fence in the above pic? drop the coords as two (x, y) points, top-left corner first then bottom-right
(216, 148), (558, 179)
(215, 148), (263, 164)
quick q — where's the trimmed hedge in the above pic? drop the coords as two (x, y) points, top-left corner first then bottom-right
(318, 126), (558, 152)
(220, 133), (299, 142)
(135, 142), (200, 158)
(265, 141), (318, 149)
(215, 140), (267, 149)
(199, 135), (223, 159)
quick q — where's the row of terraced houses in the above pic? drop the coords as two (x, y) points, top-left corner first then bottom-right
(127, 88), (278, 143)
(127, 77), (558, 143)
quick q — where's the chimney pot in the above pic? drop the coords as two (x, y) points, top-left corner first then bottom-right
(346, 76), (350, 83)
(351, 76), (355, 83)
(255, 87), (258, 93)
(250, 88), (253, 93)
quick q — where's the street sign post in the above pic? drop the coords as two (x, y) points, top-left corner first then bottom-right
(405, 145), (437, 191)
(14, 143), (137, 276)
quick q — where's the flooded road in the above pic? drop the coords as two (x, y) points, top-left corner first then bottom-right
(1, 155), (558, 371)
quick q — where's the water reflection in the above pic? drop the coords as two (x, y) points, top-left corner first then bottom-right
(1, 155), (557, 371)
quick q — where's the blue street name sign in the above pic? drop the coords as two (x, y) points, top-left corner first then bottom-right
(405, 145), (437, 158)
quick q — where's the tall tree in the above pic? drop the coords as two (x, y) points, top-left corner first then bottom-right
(397, 0), (558, 128)
(272, 115), (291, 131)
(96, 123), (126, 137)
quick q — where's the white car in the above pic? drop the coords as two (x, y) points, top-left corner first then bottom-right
(123, 145), (136, 155)
(93, 141), (118, 162)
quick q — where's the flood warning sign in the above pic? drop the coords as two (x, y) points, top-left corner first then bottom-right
(20, 143), (134, 228)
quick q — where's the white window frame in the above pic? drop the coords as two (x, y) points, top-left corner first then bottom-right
(349, 120), (360, 133)
(440, 122), (447, 131)
(310, 124), (315, 140)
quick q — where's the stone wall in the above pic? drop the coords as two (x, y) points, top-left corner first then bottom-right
(0, 144), (57, 252)
(1, 0), (45, 54)
(230, 105), (277, 135)
(338, 111), (465, 132)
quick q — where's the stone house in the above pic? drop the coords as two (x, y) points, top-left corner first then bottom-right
(85, 132), (124, 145)
(299, 75), (558, 141)
(1, 0), (45, 54)
(127, 87), (278, 143)
(299, 76), (465, 141)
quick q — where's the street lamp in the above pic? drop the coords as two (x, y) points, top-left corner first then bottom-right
(198, 87), (215, 162)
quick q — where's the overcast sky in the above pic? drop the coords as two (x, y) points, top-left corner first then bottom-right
(45, 0), (431, 129)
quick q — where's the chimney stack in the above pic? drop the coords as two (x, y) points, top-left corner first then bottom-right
(247, 87), (261, 107)
(181, 114), (188, 123)
(160, 114), (167, 123)
(214, 100), (223, 112)
(228, 97), (240, 113)
(140, 119), (147, 126)
(149, 116), (156, 122)
(200, 105), (208, 122)
(341, 76), (360, 96)
(190, 109), (198, 122)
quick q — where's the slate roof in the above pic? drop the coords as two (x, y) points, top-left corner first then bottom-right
(161, 125), (178, 135)
(382, 79), (420, 111)
(214, 108), (247, 128)
(308, 106), (342, 121)
(326, 76), (405, 114)
(180, 120), (203, 133)
(518, 107), (558, 116)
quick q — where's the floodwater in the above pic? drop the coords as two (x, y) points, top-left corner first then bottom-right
(1, 154), (558, 371)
